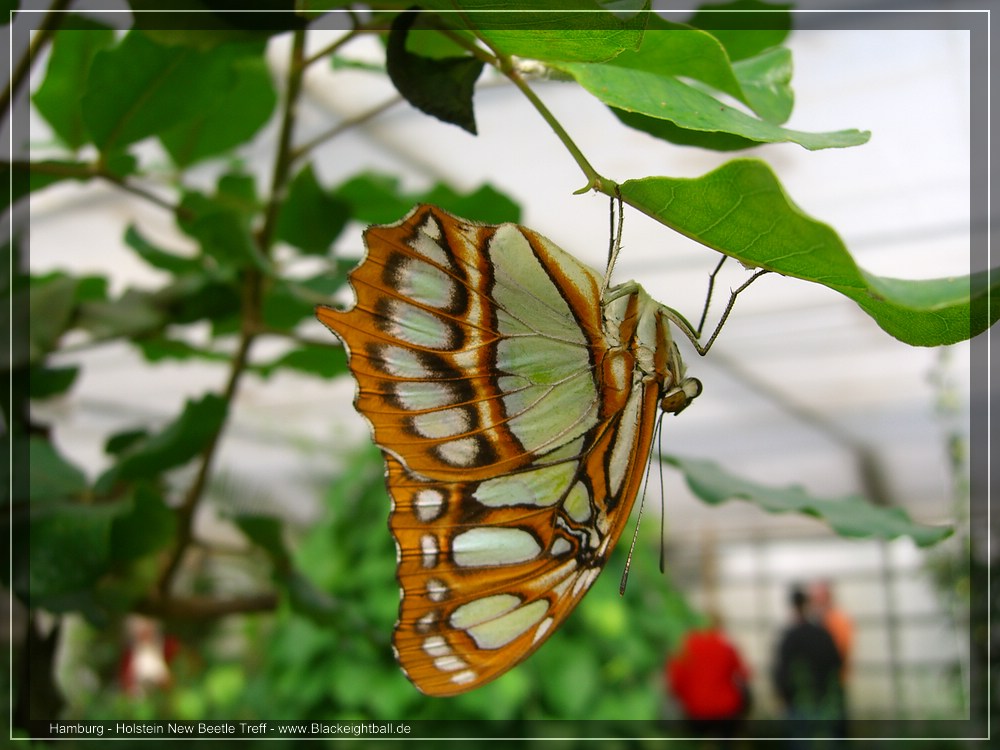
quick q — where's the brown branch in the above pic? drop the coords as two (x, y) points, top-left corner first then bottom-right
(136, 593), (279, 620)
(155, 29), (309, 599)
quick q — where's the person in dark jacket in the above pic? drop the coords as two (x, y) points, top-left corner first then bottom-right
(772, 585), (845, 739)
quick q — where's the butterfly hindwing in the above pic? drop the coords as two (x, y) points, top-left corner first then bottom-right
(316, 204), (696, 696)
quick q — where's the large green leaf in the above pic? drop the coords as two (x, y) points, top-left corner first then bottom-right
(621, 161), (993, 346)
(159, 53), (278, 167)
(559, 60), (867, 150)
(414, 0), (645, 63)
(386, 11), (484, 134)
(29, 437), (88, 503)
(81, 32), (258, 152)
(32, 24), (115, 149)
(275, 165), (351, 255)
(663, 454), (952, 547)
(95, 394), (228, 491)
(688, 0), (792, 62)
(109, 484), (177, 562)
(178, 177), (263, 270)
(30, 499), (128, 604)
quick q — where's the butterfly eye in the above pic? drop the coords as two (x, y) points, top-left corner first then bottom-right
(317, 204), (697, 695)
(661, 377), (703, 415)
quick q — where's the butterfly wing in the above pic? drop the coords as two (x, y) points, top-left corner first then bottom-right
(317, 204), (671, 695)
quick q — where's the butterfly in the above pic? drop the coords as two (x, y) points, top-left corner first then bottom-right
(316, 203), (706, 696)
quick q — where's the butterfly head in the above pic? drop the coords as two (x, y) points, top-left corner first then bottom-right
(660, 376), (702, 415)
(660, 340), (702, 415)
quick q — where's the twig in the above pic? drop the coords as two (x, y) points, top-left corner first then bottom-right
(136, 593), (279, 620)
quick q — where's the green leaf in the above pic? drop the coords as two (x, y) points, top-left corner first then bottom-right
(275, 165), (351, 255)
(129, 1), (306, 45)
(95, 394), (228, 490)
(334, 173), (418, 223)
(28, 274), (79, 361)
(134, 337), (231, 364)
(621, 161), (994, 346)
(76, 288), (166, 341)
(29, 437), (88, 502)
(334, 173), (520, 225)
(688, 0), (792, 61)
(663, 454), (952, 548)
(32, 24), (115, 149)
(178, 190), (261, 270)
(560, 60), (868, 150)
(30, 500), (128, 603)
(611, 108), (760, 151)
(236, 514), (291, 569)
(125, 224), (201, 275)
(29, 364), (80, 400)
(606, 22), (747, 105)
(109, 484), (177, 562)
(257, 344), (348, 380)
(105, 429), (149, 457)
(152, 272), (242, 326)
(81, 31), (243, 152)
(422, 183), (521, 224)
(419, 0), (645, 62)
(733, 46), (793, 125)
(159, 54), (278, 167)
(386, 11), (484, 135)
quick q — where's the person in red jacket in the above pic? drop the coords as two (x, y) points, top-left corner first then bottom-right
(666, 611), (752, 735)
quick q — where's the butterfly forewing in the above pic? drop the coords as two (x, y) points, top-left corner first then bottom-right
(316, 204), (695, 696)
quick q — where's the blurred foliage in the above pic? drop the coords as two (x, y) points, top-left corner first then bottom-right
(7, 0), (976, 737)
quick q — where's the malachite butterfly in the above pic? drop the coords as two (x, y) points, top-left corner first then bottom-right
(316, 204), (702, 696)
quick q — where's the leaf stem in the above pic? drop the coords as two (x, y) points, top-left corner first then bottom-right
(499, 59), (605, 193)
(442, 28), (613, 196)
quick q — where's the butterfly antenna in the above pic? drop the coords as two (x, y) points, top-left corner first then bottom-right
(620, 414), (657, 596)
(657, 415), (667, 575)
(602, 189), (625, 297)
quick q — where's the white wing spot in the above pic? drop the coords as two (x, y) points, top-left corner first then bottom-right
(436, 437), (480, 467)
(421, 534), (439, 568)
(411, 407), (472, 440)
(385, 299), (457, 350)
(451, 670), (477, 686)
(396, 257), (459, 310)
(551, 537), (572, 557)
(433, 655), (469, 672)
(422, 636), (451, 658)
(416, 611), (438, 633)
(393, 380), (459, 411)
(452, 527), (542, 567)
(376, 344), (431, 379)
(533, 616), (554, 645)
(466, 600), (549, 650)
(450, 594), (522, 630)
(572, 567), (600, 598)
(413, 489), (445, 522)
(426, 578), (449, 602)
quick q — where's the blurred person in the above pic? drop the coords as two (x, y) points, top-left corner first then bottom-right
(666, 610), (752, 737)
(809, 579), (853, 677)
(772, 585), (845, 740)
(809, 578), (852, 733)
